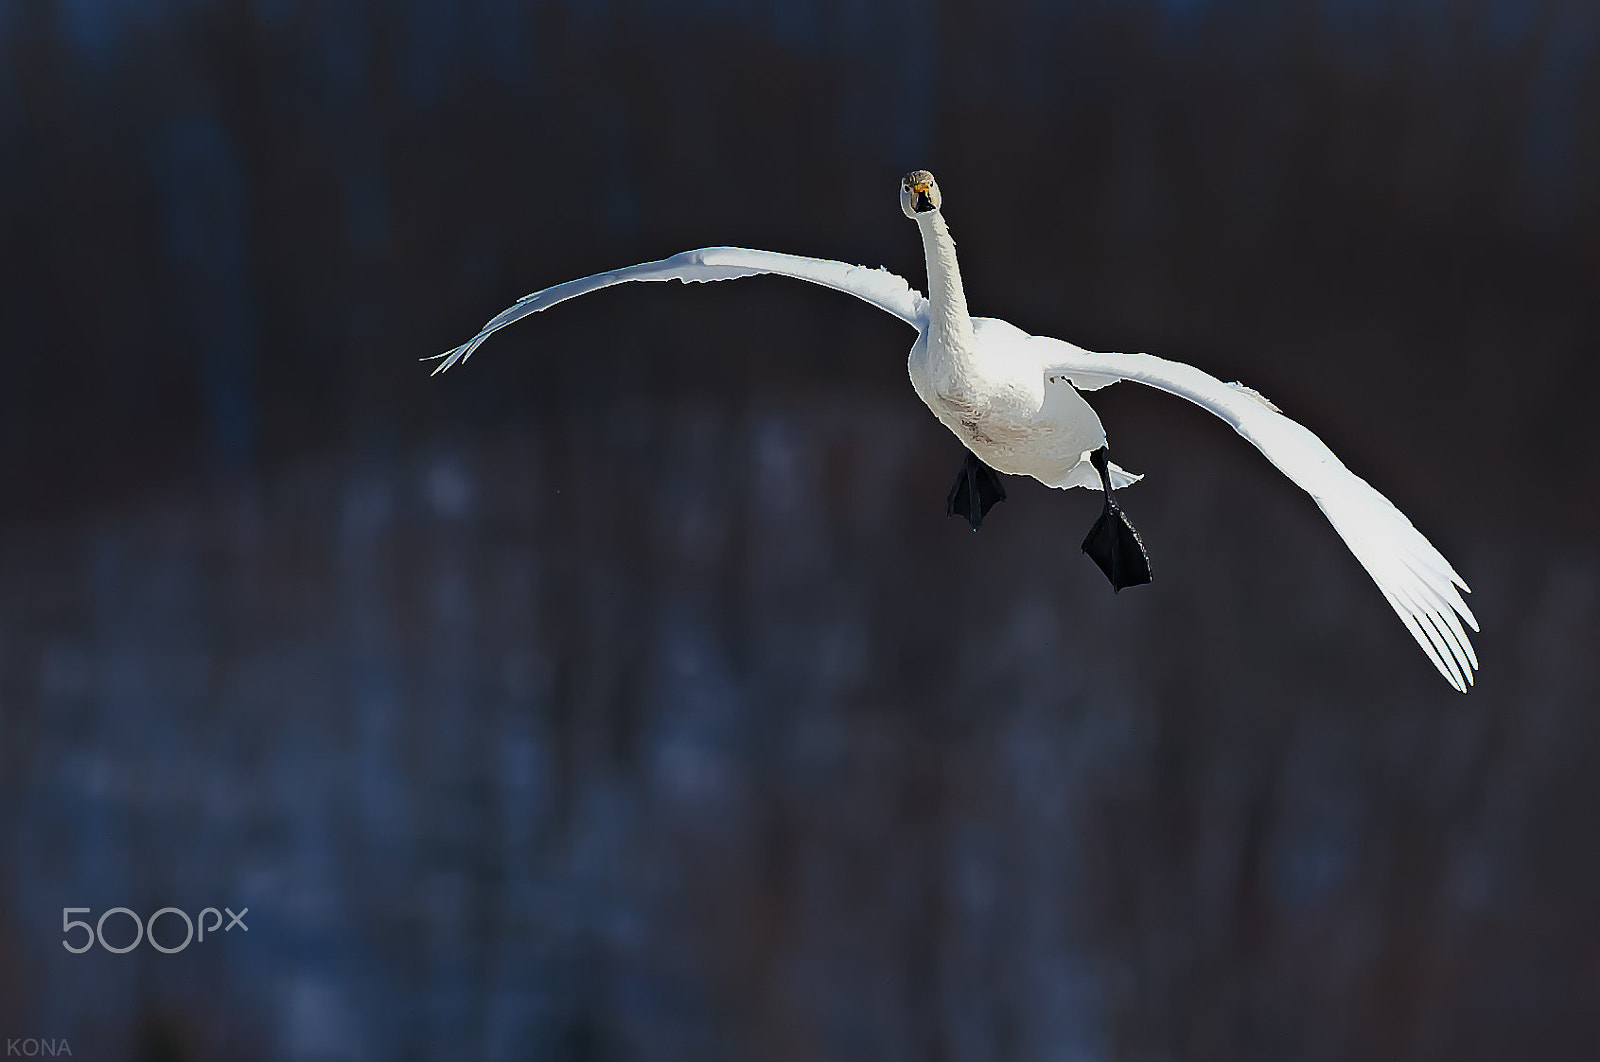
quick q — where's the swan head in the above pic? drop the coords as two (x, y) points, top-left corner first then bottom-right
(900, 170), (941, 218)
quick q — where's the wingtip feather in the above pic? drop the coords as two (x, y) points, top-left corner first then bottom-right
(1382, 587), (1470, 693)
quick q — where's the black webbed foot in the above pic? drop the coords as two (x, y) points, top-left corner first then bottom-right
(1082, 501), (1153, 591)
(947, 450), (1007, 532)
(1080, 447), (1153, 592)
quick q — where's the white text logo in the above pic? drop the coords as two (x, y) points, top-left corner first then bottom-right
(61, 907), (248, 954)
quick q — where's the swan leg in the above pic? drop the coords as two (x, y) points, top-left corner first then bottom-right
(947, 450), (1007, 532)
(1081, 447), (1152, 592)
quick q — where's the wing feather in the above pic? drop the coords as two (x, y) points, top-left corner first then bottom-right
(1042, 339), (1477, 692)
(430, 247), (928, 374)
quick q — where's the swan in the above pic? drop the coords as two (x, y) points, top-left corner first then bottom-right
(430, 170), (1478, 692)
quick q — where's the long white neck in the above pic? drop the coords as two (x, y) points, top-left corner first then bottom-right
(916, 210), (976, 372)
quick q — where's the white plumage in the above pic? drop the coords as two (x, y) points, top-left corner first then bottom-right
(431, 172), (1477, 692)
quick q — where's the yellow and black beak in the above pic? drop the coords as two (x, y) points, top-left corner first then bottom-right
(908, 181), (936, 213)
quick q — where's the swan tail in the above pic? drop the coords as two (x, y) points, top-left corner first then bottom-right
(1053, 455), (1143, 491)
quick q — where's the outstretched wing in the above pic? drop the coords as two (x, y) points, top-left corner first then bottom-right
(430, 246), (928, 374)
(1041, 338), (1478, 692)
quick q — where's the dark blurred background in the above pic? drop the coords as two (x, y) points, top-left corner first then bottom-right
(2, 0), (1598, 1058)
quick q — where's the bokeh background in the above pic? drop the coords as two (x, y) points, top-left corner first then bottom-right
(2, 0), (1598, 1058)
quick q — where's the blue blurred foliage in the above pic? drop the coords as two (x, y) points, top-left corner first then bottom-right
(156, 108), (262, 469)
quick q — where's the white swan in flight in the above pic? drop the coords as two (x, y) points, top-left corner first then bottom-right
(430, 170), (1478, 692)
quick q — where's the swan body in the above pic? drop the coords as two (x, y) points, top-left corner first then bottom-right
(430, 172), (1478, 692)
(909, 315), (1141, 491)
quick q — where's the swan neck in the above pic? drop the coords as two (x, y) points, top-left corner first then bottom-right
(918, 211), (974, 349)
